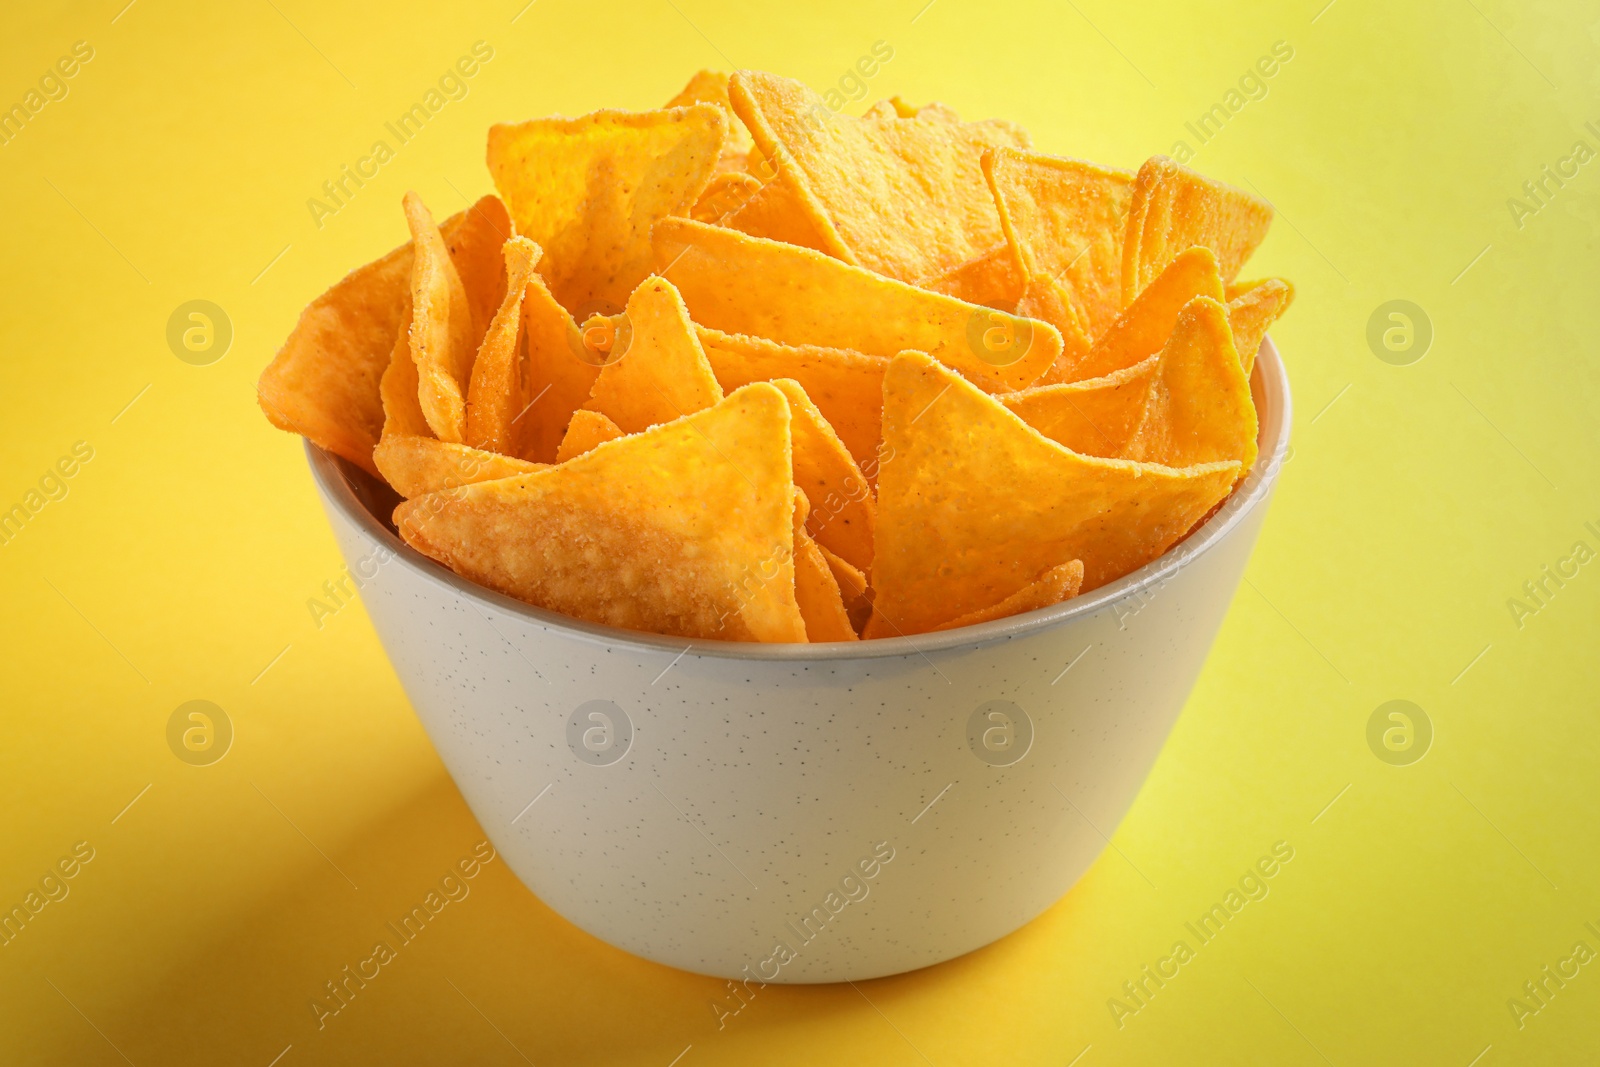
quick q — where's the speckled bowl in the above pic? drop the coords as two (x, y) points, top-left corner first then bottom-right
(307, 340), (1291, 983)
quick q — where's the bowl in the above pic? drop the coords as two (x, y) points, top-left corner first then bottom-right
(306, 338), (1291, 983)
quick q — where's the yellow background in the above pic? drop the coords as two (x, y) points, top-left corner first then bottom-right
(3, 0), (1597, 1063)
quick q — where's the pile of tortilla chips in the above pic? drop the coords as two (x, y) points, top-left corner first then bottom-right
(258, 69), (1292, 643)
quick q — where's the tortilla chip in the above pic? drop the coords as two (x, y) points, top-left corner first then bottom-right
(445, 195), (514, 345)
(486, 105), (727, 316)
(1068, 247), (1224, 383)
(520, 274), (600, 463)
(865, 352), (1240, 635)
(403, 192), (479, 443)
(770, 379), (874, 573)
(696, 327), (887, 472)
(728, 71), (1030, 286)
(997, 356), (1159, 458)
(794, 526), (858, 642)
(654, 217), (1059, 392)
(665, 69), (752, 162)
(724, 178), (835, 253)
(380, 297), (431, 439)
(256, 196), (508, 475)
(1225, 278), (1294, 375)
(984, 148), (1134, 339)
(556, 409), (624, 463)
(395, 383), (805, 642)
(693, 171), (764, 223)
(930, 560), (1084, 631)
(1121, 156), (1273, 304)
(1122, 297), (1257, 472)
(1017, 275), (1095, 385)
(918, 243), (1024, 310)
(374, 435), (546, 498)
(583, 276), (723, 432)
(465, 236), (542, 454)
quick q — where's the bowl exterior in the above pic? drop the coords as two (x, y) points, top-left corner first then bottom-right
(310, 344), (1289, 983)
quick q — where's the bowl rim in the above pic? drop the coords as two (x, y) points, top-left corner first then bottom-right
(308, 337), (1292, 662)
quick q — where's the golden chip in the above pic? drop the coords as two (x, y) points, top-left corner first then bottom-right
(984, 147), (1134, 339)
(770, 379), (875, 573)
(725, 178), (835, 253)
(1066, 246), (1224, 382)
(583, 276), (724, 433)
(486, 105), (727, 316)
(1122, 296), (1258, 472)
(465, 236), (542, 455)
(728, 70), (1029, 286)
(257, 196), (506, 475)
(795, 525), (859, 642)
(917, 244), (1025, 311)
(865, 352), (1240, 635)
(1121, 156), (1273, 304)
(556, 409), (624, 463)
(654, 217), (1060, 392)
(693, 171), (765, 223)
(520, 273), (598, 463)
(403, 191), (478, 443)
(396, 383), (805, 642)
(997, 356), (1159, 458)
(697, 327), (887, 474)
(1225, 278), (1294, 375)
(665, 68), (753, 165)
(930, 560), (1084, 631)
(380, 295), (430, 439)
(373, 435), (546, 498)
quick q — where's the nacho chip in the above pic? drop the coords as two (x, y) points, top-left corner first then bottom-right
(396, 383), (805, 642)
(1122, 297), (1258, 472)
(666, 69), (752, 164)
(918, 243), (1024, 310)
(770, 379), (874, 573)
(583, 276), (723, 432)
(984, 148), (1134, 339)
(556, 409), (624, 463)
(1121, 156), (1273, 304)
(380, 297), (431, 439)
(1225, 278), (1294, 375)
(795, 526), (858, 642)
(728, 71), (1030, 285)
(1067, 246), (1224, 383)
(445, 195), (514, 345)
(655, 218), (1060, 392)
(724, 178), (835, 253)
(403, 191), (479, 443)
(865, 352), (1240, 635)
(1017, 275), (1095, 384)
(997, 356), (1159, 458)
(930, 560), (1084, 631)
(520, 274), (599, 463)
(697, 327), (887, 471)
(693, 171), (764, 223)
(486, 105), (727, 316)
(257, 196), (507, 474)
(374, 435), (546, 498)
(465, 236), (542, 454)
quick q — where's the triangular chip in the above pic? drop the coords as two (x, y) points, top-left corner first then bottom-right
(816, 541), (872, 636)
(728, 71), (1030, 285)
(665, 69), (752, 165)
(1121, 297), (1258, 472)
(997, 356), (1159, 458)
(395, 383), (805, 642)
(256, 196), (508, 475)
(693, 171), (764, 223)
(795, 528), (858, 642)
(373, 435), (546, 498)
(724, 178), (835, 253)
(465, 236), (542, 455)
(445, 195), (514, 345)
(770, 379), (874, 573)
(654, 218), (1060, 392)
(380, 296), (430, 439)
(404, 191), (478, 443)
(1067, 247), (1223, 383)
(697, 327), (887, 474)
(1225, 278), (1294, 376)
(486, 105), (727, 317)
(930, 560), (1084, 632)
(865, 352), (1240, 635)
(556, 409), (624, 463)
(1016, 274), (1094, 384)
(583, 276), (723, 433)
(520, 275), (601, 463)
(984, 147), (1134, 339)
(918, 243), (1024, 310)
(1121, 156), (1273, 304)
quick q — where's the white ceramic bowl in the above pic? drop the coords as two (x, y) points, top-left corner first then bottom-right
(308, 340), (1291, 983)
